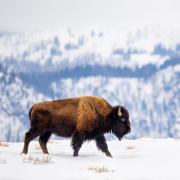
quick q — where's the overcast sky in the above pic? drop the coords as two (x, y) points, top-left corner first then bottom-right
(0, 0), (180, 32)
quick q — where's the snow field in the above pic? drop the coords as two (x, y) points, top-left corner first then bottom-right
(0, 139), (180, 180)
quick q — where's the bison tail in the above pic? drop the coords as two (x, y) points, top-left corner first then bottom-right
(28, 106), (34, 120)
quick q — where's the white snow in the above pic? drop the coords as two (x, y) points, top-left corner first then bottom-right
(0, 139), (180, 180)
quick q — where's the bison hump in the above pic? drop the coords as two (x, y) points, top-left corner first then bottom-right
(76, 100), (99, 132)
(76, 97), (112, 132)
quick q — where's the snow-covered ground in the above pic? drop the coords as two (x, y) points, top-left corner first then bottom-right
(0, 139), (180, 180)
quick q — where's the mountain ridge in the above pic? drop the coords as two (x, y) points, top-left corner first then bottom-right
(0, 27), (180, 141)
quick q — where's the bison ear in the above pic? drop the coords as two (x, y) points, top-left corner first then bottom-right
(118, 106), (122, 117)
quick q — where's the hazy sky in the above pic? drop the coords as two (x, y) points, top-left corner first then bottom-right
(0, 0), (180, 32)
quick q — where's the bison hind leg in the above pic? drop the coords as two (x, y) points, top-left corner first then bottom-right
(39, 131), (51, 154)
(21, 128), (39, 154)
(71, 133), (85, 157)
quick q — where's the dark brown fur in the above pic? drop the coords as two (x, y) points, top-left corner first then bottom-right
(21, 96), (131, 157)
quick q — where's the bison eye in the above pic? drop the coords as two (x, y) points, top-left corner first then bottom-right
(121, 118), (126, 122)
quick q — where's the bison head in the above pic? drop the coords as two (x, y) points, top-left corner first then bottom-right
(109, 106), (131, 140)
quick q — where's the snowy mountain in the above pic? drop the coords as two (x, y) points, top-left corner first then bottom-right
(0, 27), (180, 141)
(0, 63), (48, 141)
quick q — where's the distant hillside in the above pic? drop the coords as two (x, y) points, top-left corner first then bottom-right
(0, 27), (180, 141)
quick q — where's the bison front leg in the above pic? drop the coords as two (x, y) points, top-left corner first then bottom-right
(71, 133), (85, 157)
(95, 135), (112, 158)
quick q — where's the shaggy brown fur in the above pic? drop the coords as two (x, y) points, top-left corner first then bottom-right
(21, 96), (131, 157)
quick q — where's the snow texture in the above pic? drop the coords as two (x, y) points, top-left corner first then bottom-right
(0, 139), (180, 180)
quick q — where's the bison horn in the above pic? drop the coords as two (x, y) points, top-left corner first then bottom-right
(118, 106), (122, 116)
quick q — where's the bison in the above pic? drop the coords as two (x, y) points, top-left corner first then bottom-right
(21, 96), (131, 157)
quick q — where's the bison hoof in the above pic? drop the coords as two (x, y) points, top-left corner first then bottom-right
(106, 152), (113, 158)
(42, 151), (49, 154)
(73, 153), (79, 157)
(107, 155), (113, 158)
(20, 150), (27, 155)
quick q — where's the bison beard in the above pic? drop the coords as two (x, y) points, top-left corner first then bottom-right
(21, 96), (131, 157)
